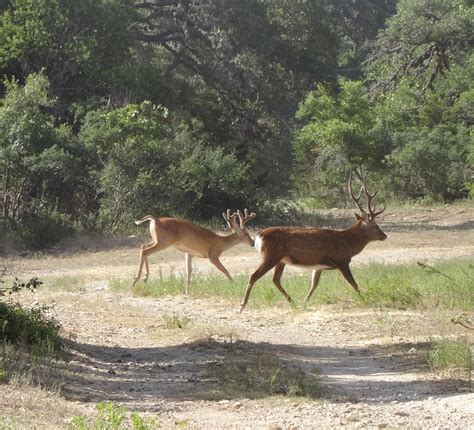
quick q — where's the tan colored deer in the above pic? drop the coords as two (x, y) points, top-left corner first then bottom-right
(133, 209), (256, 293)
(239, 173), (387, 312)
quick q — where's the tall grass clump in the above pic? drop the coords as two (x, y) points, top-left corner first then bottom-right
(0, 302), (62, 351)
(426, 338), (473, 374)
(0, 273), (62, 351)
(208, 342), (321, 399)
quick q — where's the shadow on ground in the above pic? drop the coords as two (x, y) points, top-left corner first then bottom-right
(45, 338), (470, 410)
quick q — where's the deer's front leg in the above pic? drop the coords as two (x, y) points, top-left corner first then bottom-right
(209, 257), (233, 282)
(240, 260), (276, 313)
(303, 269), (323, 303)
(185, 253), (193, 294)
(336, 263), (360, 294)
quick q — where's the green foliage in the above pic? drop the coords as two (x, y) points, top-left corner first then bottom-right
(79, 101), (253, 231)
(0, 301), (62, 351)
(293, 6), (473, 204)
(426, 338), (472, 373)
(368, 0), (473, 93)
(0, 72), (88, 247)
(0, 0), (136, 107)
(386, 125), (470, 199)
(293, 79), (380, 205)
(0, 269), (60, 352)
(70, 402), (160, 430)
(0, 0), (471, 246)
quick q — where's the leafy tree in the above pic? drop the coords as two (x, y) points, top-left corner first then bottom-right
(0, 0), (136, 114)
(79, 102), (253, 232)
(0, 73), (87, 247)
(293, 79), (378, 205)
(367, 0), (473, 93)
(380, 53), (473, 199)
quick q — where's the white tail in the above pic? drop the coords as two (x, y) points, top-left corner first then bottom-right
(133, 209), (256, 294)
(239, 173), (386, 312)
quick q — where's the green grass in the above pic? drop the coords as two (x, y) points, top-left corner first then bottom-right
(163, 314), (191, 330)
(110, 260), (474, 311)
(426, 338), (473, 374)
(208, 342), (321, 399)
(71, 402), (160, 430)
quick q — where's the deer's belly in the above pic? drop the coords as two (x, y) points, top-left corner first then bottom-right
(281, 257), (333, 271)
(174, 243), (208, 258)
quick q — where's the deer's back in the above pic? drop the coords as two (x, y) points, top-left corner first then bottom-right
(255, 226), (355, 265)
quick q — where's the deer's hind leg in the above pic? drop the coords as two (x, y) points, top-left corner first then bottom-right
(240, 259), (278, 313)
(133, 241), (171, 286)
(272, 262), (293, 304)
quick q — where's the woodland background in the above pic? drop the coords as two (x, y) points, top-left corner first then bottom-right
(0, 0), (472, 248)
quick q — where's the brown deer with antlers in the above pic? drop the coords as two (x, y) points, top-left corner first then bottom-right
(239, 173), (387, 312)
(133, 209), (256, 293)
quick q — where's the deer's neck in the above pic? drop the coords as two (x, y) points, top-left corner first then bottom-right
(346, 222), (371, 257)
(218, 231), (241, 252)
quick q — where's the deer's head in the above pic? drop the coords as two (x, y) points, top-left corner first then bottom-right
(222, 209), (256, 246)
(349, 172), (387, 242)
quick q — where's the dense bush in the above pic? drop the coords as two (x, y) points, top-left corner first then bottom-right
(0, 274), (62, 351)
(0, 302), (62, 351)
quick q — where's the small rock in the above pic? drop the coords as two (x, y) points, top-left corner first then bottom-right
(232, 401), (243, 410)
(394, 411), (409, 417)
(346, 414), (360, 422)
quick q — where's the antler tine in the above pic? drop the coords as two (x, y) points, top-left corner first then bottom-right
(222, 209), (234, 223)
(222, 209), (230, 222)
(236, 208), (256, 228)
(356, 172), (386, 219)
(348, 172), (367, 216)
(223, 209), (241, 227)
(372, 202), (386, 218)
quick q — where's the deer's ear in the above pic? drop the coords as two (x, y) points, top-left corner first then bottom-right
(355, 212), (369, 223)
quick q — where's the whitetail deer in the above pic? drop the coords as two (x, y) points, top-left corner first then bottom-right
(239, 173), (387, 312)
(133, 209), (256, 293)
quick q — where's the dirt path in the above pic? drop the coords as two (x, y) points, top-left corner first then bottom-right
(1, 205), (473, 429)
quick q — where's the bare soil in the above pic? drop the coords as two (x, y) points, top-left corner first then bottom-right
(1, 205), (473, 429)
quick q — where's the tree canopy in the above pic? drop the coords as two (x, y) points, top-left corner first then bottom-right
(0, 0), (472, 248)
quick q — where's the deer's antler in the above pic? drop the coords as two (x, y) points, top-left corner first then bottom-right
(349, 171), (386, 219)
(222, 209), (239, 226)
(236, 208), (256, 228)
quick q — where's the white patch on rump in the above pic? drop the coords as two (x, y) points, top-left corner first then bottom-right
(254, 235), (263, 253)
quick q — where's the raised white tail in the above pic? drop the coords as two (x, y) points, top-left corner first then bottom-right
(134, 215), (154, 225)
